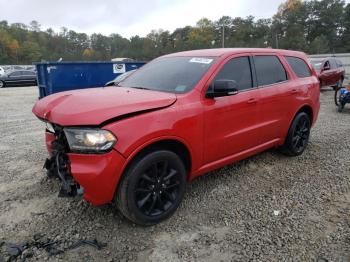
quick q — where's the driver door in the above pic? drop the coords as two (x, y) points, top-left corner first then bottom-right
(202, 55), (261, 164)
(320, 60), (336, 86)
(7, 71), (22, 85)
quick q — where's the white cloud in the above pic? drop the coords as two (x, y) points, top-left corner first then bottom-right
(1, 0), (349, 38)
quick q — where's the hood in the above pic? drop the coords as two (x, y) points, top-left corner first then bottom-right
(32, 87), (177, 126)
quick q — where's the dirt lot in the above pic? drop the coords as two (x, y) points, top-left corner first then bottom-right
(0, 86), (349, 261)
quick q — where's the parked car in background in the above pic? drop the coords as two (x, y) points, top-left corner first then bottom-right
(310, 57), (345, 89)
(0, 66), (5, 76)
(105, 69), (136, 86)
(0, 70), (37, 88)
(33, 48), (320, 225)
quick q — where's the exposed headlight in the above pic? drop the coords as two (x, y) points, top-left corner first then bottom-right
(46, 122), (55, 133)
(64, 128), (117, 153)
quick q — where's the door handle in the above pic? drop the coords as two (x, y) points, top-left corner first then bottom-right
(247, 98), (257, 104)
(290, 89), (298, 94)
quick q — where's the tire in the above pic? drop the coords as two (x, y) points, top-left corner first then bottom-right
(338, 103), (344, 113)
(116, 150), (186, 226)
(334, 88), (341, 106)
(280, 112), (311, 156)
(0, 80), (5, 88)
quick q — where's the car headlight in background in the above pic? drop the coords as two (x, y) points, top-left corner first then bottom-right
(64, 128), (117, 153)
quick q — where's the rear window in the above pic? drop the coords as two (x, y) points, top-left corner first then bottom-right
(285, 56), (312, 78)
(330, 59), (337, 69)
(336, 60), (343, 67)
(254, 56), (288, 86)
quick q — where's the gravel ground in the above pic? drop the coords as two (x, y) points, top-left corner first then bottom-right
(0, 86), (349, 262)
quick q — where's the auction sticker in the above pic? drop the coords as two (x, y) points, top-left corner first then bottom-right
(189, 58), (213, 64)
(113, 63), (126, 73)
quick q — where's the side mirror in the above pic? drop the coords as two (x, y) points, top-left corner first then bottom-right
(206, 79), (239, 98)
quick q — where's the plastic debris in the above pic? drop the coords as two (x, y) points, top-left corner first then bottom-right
(1, 234), (107, 260)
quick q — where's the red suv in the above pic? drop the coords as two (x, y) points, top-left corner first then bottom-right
(33, 48), (320, 225)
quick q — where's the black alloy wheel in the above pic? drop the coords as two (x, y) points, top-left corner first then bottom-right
(135, 161), (181, 216)
(116, 150), (186, 225)
(291, 115), (310, 154)
(280, 112), (311, 156)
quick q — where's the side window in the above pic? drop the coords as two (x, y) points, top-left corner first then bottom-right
(330, 59), (337, 69)
(285, 56), (312, 78)
(254, 56), (288, 86)
(22, 71), (35, 76)
(213, 56), (253, 91)
(336, 60), (343, 67)
(10, 71), (21, 77)
(324, 61), (330, 70)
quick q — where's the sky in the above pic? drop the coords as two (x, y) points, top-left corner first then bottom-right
(1, 0), (349, 38)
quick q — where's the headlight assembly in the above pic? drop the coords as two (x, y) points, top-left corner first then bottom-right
(64, 128), (117, 153)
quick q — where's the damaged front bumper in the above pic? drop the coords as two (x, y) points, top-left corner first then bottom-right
(44, 129), (126, 205)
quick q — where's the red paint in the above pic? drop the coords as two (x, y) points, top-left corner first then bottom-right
(316, 57), (345, 87)
(33, 48), (320, 205)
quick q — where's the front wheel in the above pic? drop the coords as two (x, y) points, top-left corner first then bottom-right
(335, 88), (341, 106)
(338, 102), (344, 112)
(0, 80), (5, 88)
(280, 112), (311, 156)
(116, 150), (186, 226)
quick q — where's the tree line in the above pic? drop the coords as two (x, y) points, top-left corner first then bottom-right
(0, 0), (349, 64)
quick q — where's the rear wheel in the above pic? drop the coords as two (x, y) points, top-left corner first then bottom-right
(280, 112), (311, 156)
(0, 80), (5, 88)
(116, 150), (186, 226)
(338, 102), (344, 112)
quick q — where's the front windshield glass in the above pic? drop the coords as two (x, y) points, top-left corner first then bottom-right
(113, 70), (135, 85)
(310, 60), (322, 72)
(119, 56), (216, 93)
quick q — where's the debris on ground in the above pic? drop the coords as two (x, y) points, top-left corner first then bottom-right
(0, 234), (106, 261)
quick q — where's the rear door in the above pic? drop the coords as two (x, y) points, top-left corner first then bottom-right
(282, 55), (315, 124)
(252, 54), (289, 144)
(21, 71), (36, 85)
(203, 54), (260, 164)
(320, 59), (337, 86)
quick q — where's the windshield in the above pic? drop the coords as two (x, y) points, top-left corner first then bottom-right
(113, 70), (135, 85)
(310, 60), (322, 72)
(119, 56), (216, 93)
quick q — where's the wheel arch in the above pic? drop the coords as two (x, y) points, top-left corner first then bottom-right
(121, 137), (193, 180)
(296, 104), (314, 124)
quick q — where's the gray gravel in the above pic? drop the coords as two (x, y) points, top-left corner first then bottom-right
(0, 86), (349, 261)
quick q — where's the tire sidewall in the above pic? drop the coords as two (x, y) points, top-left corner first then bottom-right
(123, 150), (186, 225)
(0, 81), (4, 88)
(286, 112), (311, 156)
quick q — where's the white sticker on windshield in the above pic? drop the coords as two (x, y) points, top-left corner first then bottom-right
(189, 58), (213, 64)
